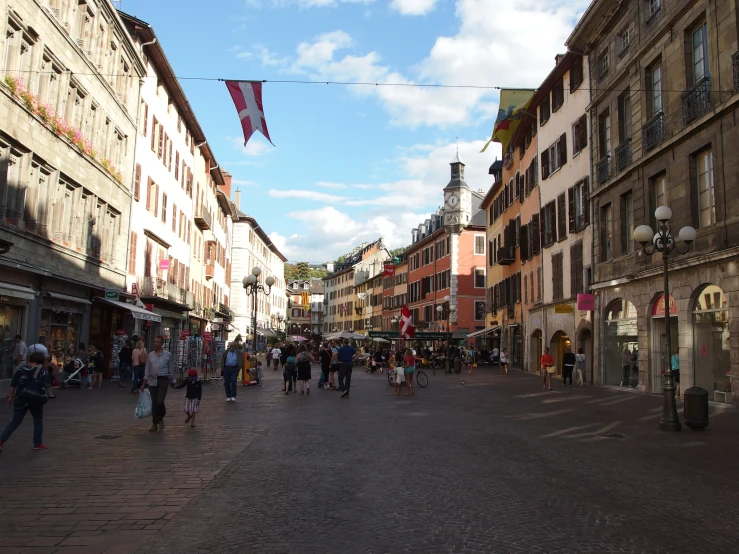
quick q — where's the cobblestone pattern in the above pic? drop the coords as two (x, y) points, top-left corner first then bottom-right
(1, 365), (739, 553)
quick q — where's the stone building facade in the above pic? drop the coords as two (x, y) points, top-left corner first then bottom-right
(568, 0), (739, 403)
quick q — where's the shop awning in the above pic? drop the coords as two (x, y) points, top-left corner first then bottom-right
(45, 291), (91, 304)
(0, 282), (36, 300)
(466, 326), (501, 338)
(154, 308), (187, 321)
(94, 297), (162, 323)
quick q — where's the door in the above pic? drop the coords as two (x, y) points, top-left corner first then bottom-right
(651, 317), (677, 392)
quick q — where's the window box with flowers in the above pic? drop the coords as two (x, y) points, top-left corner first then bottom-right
(2, 75), (124, 185)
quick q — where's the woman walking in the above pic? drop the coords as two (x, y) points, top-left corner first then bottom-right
(118, 340), (133, 389)
(0, 351), (49, 452)
(575, 348), (586, 386)
(671, 347), (680, 398)
(403, 348), (416, 397)
(296, 345), (315, 395)
(541, 347), (554, 391)
(500, 348), (509, 375)
(319, 343), (332, 390)
(132, 340), (148, 393)
(88, 344), (105, 389)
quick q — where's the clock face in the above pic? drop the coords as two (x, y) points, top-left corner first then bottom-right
(447, 195), (459, 208)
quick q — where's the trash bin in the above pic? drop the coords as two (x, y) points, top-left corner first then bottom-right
(683, 387), (709, 430)
(453, 357), (462, 374)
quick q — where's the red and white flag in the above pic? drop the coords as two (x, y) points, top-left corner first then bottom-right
(225, 81), (274, 146)
(400, 305), (415, 340)
(383, 263), (395, 278)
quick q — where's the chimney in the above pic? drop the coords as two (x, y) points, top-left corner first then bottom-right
(234, 189), (241, 211)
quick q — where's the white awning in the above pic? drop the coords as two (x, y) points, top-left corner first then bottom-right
(46, 291), (91, 305)
(466, 326), (501, 338)
(0, 282), (37, 300)
(94, 297), (162, 323)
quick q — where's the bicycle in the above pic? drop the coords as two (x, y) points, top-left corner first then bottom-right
(387, 367), (428, 388)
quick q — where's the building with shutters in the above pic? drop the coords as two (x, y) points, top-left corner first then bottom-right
(0, 0), (145, 377)
(286, 279), (311, 338)
(382, 255), (408, 332)
(568, 0), (739, 403)
(354, 272), (383, 336)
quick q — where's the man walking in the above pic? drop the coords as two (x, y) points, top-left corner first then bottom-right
(140, 336), (174, 432)
(222, 341), (243, 402)
(337, 339), (359, 399)
(271, 344), (282, 371)
(562, 346), (576, 386)
(27, 336), (54, 399)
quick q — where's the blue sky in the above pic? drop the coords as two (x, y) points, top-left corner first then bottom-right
(119, 0), (587, 263)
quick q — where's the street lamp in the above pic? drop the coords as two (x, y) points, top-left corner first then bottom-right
(436, 295), (456, 374)
(242, 267), (275, 359)
(633, 206), (696, 432)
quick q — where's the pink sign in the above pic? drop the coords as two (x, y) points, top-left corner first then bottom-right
(159, 259), (170, 271)
(652, 294), (678, 316)
(577, 294), (595, 311)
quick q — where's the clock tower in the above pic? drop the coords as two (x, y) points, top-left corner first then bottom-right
(443, 152), (471, 229)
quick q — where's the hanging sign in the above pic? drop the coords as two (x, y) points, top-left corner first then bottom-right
(652, 294), (678, 316)
(159, 259), (170, 271)
(577, 294), (595, 311)
(554, 304), (573, 314)
(203, 331), (213, 340)
(131, 283), (140, 297)
(105, 290), (119, 301)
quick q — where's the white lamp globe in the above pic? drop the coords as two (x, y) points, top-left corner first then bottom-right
(436, 305), (443, 313)
(655, 206), (672, 222)
(450, 304), (457, 312)
(679, 226), (697, 243)
(265, 275), (275, 286)
(251, 266), (262, 277)
(244, 274), (257, 286)
(444, 295), (451, 302)
(633, 225), (654, 244)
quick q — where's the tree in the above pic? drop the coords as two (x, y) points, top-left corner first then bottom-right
(389, 247), (407, 258)
(295, 262), (310, 279)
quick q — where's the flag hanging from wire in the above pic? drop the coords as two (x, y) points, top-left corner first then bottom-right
(400, 305), (415, 340)
(480, 89), (534, 153)
(225, 81), (274, 147)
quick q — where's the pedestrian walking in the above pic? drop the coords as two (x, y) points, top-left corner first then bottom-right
(118, 340), (133, 389)
(296, 345), (314, 395)
(0, 351), (49, 452)
(330, 342), (340, 390)
(88, 344), (105, 389)
(500, 348), (509, 375)
(403, 348), (416, 396)
(222, 342), (243, 403)
(27, 336), (55, 399)
(172, 369), (202, 428)
(620, 347), (632, 387)
(319, 343), (332, 390)
(562, 346), (576, 386)
(140, 336), (175, 432)
(337, 339), (358, 399)
(283, 350), (297, 395)
(271, 345), (282, 371)
(12, 334), (26, 372)
(671, 348), (680, 398)
(491, 346), (500, 365)
(132, 340), (147, 393)
(541, 347), (555, 391)
(575, 348), (586, 386)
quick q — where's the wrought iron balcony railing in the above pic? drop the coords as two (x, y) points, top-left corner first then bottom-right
(642, 113), (664, 153)
(615, 139), (632, 173)
(596, 156), (611, 185)
(681, 77), (711, 125)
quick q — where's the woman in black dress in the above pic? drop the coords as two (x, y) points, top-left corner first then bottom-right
(295, 345), (315, 395)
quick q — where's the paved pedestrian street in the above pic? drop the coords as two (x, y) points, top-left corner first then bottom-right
(1, 366), (739, 554)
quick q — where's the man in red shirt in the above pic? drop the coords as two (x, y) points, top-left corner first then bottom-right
(540, 347), (554, 391)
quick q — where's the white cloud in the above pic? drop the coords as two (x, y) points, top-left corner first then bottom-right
(268, 189), (347, 203)
(390, 0), (439, 16)
(228, 136), (275, 157)
(242, 0), (588, 128)
(315, 181), (349, 189)
(232, 179), (259, 187)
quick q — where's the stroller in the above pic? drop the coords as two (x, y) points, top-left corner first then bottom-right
(60, 358), (86, 389)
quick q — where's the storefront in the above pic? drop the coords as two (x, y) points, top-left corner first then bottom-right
(692, 285), (731, 402)
(40, 293), (90, 372)
(152, 308), (187, 352)
(0, 282), (34, 378)
(603, 299), (638, 386)
(649, 294), (678, 391)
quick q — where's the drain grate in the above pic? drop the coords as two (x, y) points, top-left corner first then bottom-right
(94, 434), (121, 440)
(599, 433), (625, 439)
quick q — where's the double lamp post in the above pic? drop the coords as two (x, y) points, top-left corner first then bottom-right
(633, 206), (696, 432)
(242, 266), (274, 357)
(436, 295), (456, 374)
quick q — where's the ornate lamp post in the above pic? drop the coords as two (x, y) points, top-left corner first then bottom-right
(633, 206), (696, 432)
(436, 295), (456, 374)
(242, 267), (275, 358)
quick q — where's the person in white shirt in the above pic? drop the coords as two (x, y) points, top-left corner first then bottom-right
(13, 335), (26, 371)
(26, 336), (55, 399)
(492, 347), (500, 365)
(271, 346), (282, 370)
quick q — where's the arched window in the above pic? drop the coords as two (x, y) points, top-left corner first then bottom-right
(692, 285), (730, 400)
(603, 299), (638, 386)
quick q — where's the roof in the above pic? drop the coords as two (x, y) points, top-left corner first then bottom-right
(489, 160), (503, 174)
(328, 238), (385, 275)
(469, 209), (487, 227)
(450, 152), (465, 165)
(528, 51), (581, 111)
(310, 280), (325, 294)
(566, 0), (621, 52)
(118, 11), (225, 186)
(234, 210), (287, 262)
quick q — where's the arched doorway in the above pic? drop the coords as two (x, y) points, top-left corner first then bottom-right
(603, 299), (638, 386)
(693, 285), (731, 400)
(578, 328), (592, 383)
(531, 329), (542, 374)
(650, 293), (678, 391)
(549, 331), (570, 378)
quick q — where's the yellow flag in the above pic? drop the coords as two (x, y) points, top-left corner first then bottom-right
(481, 89), (535, 153)
(301, 291), (310, 307)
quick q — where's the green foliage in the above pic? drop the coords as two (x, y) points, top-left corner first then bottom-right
(389, 247), (407, 258)
(285, 263), (327, 281)
(233, 334), (243, 344)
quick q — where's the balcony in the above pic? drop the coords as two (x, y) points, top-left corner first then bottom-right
(733, 52), (739, 93)
(615, 139), (632, 173)
(194, 206), (212, 231)
(164, 283), (193, 307)
(642, 113), (664, 153)
(205, 262), (214, 280)
(503, 151), (513, 170)
(596, 156), (611, 185)
(497, 245), (515, 265)
(681, 77), (711, 125)
(140, 276), (164, 297)
(192, 302), (202, 317)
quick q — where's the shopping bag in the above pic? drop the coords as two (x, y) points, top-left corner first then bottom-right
(135, 389), (152, 419)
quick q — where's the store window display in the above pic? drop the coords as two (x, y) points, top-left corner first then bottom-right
(39, 310), (81, 372)
(0, 305), (24, 379)
(692, 285), (731, 399)
(603, 299), (638, 386)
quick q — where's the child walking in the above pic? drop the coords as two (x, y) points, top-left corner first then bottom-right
(172, 369), (202, 428)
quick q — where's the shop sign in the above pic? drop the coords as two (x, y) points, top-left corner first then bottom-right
(180, 331), (191, 337)
(554, 304), (573, 314)
(116, 329), (126, 335)
(652, 295), (678, 316)
(145, 304), (154, 312)
(490, 320), (499, 326)
(211, 324), (220, 330)
(0, 296), (9, 302)
(577, 294), (595, 311)
(203, 332), (213, 340)
(105, 289), (119, 301)
(131, 283), (140, 297)
(159, 259), (170, 271)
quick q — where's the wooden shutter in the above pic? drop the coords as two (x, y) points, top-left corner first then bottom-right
(146, 178), (152, 211)
(134, 164), (141, 201)
(532, 213), (541, 254)
(568, 187), (576, 232)
(582, 178), (590, 225)
(172, 203), (177, 232)
(128, 231), (137, 274)
(154, 184), (159, 217)
(558, 194), (567, 240)
(488, 240), (494, 266)
(539, 208), (546, 246)
(143, 103), (148, 137)
(541, 150), (549, 180)
(559, 133), (567, 165)
(520, 224), (529, 260)
(168, 141), (172, 171)
(570, 241), (583, 295)
(578, 116), (587, 151)
(158, 126), (164, 159)
(151, 117), (157, 151)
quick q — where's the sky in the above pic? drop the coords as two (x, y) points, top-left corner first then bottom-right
(118, 0), (588, 263)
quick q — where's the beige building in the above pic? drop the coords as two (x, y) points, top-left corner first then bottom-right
(0, 0), (145, 376)
(568, 0), (739, 403)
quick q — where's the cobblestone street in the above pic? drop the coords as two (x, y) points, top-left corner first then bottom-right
(1, 365), (739, 553)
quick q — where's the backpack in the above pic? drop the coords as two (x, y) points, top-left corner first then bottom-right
(16, 366), (48, 406)
(285, 356), (296, 371)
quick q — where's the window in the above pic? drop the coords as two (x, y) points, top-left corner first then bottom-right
(569, 178), (590, 232)
(172, 204), (177, 233)
(161, 193), (167, 223)
(540, 96), (551, 125)
(523, 274), (528, 304)
(570, 56), (584, 92)
(475, 235), (485, 255)
(536, 266), (542, 301)
(618, 90), (632, 144)
(543, 134), (567, 178)
(598, 110), (611, 159)
(649, 173), (667, 230)
(570, 242), (584, 296)
(693, 149), (715, 228)
(474, 268), (486, 288)
(691, 22), (709, 85)
(542, 201), (556, 247)
(557, 193), (567, 241)
(599, 203), (613, 262)
(649, 0), (661, 18)
(617, 29), (630, 56)
(620, 191), (634, 254)
(552, 252), (563, 301)
(474, 301), (485, 321)
(597, 50), (609, 79)
(647, 63), (663, 118)
(134, 164), (141, 201)
(552, 78), (564, 112)
(572, 115), (587, 155)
